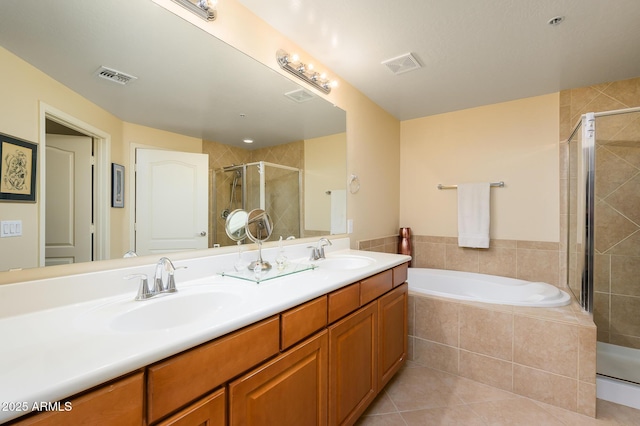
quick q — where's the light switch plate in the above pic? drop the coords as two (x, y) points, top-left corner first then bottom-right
(1, 220), (22, 237)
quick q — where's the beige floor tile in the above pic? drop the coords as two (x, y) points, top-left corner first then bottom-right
(401, 405), (486, 425)
(384, 366), (464, 411)
(361, 392), (398, 416)
(468, 397), (566, 425)
(354, 412), (406, 426)
(358, 365), (640, 425)
(595, 399), (640, 425)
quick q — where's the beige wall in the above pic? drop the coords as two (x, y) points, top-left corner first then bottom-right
(0, 46), (124, 270)
(305, 133), (347, 231)
(400, 93), (560, 242)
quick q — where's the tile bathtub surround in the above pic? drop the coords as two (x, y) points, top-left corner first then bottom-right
(359, 235), (564, 288)
(408, 293), (597, 416)
(356, 363), (640, 425)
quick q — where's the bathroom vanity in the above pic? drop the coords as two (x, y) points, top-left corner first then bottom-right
(0, 239), (409, 426)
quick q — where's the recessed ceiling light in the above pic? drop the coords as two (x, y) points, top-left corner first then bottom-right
(547, 16), (565, 26)
(243, 139), (254, 144)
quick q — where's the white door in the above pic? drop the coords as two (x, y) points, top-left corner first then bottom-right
(45, 134), (93, 266)
(135, 149), (209, 255)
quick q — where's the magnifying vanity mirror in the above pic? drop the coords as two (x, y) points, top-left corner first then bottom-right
(245, 209), (274, 271)
(0, 0), (347, 274)
(224, 209), (248, 242)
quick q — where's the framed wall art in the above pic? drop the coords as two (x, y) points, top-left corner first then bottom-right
(0, 133), (38, 202)
(111, 163), (125, 208)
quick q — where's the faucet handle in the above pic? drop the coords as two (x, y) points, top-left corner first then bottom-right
(307, 246), (319, 260)
(164, 265), (187, 294)
(124, 273), (152, 301)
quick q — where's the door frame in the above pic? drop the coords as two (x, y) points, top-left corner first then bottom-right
(38, 102), (111, 266)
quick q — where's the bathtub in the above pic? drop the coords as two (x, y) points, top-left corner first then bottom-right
(407, 268), (570, 307)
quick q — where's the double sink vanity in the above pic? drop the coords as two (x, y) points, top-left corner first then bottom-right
(0, 238), (410, 425)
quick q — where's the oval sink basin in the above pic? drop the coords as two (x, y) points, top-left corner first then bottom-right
(319, 255), (375, 270)
(110, 292), (242, 332)
(78, 287), (244, 333)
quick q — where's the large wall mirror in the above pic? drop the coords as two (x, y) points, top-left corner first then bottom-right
(0, 0), (346, 271)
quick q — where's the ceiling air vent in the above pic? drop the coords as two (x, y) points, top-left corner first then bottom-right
(284, 88), (315, 103)
(381, 53), (422, 75)
(95, 66), (138, 85)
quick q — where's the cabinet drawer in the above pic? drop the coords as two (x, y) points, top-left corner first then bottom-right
(147, 316), (280, 423)
(11, 372), (144, 426)
(360, 270), (393, 305)
(156, 388), (225, 426)
(392, 263), (408, 287)
(327, 282), (360, 324)
(281, 296), (327, 350)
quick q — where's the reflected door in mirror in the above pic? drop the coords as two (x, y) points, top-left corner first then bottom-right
(45, 135), (93, 266)
(135, 149), (209, 255)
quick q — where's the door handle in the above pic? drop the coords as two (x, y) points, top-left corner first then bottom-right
(200, 231), (207, 236)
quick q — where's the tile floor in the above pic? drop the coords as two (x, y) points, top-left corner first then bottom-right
(356, 362), (640, 425)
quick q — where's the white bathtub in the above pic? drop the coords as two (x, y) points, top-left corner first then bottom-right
(407, 268), (571, 307)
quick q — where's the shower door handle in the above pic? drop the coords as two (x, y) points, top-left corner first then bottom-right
(200, 231), (207, 236)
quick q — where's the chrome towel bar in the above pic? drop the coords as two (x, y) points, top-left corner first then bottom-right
(437, 181), (505, 190)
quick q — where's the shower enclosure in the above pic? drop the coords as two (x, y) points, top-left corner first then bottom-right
(567, 107), (640, 389)
(214, 161), (302, 247)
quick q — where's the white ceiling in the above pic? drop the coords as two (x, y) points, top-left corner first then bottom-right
(238, 0), (640, 120)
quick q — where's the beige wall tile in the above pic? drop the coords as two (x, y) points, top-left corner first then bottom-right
(413, 338), (459, 375)
(611, 255), (640, 297)
(516, 248), (560, 285)
(459, 305), (513, 361)
(611, 294), (640, 337)
(412, 241), (445, 269)
(578, 326), (597, 383)
(609, 333), (640, 350)
(514, 316), (579, 378)
(578, 381), (596, 417)
(414, 297), (459, 346)
(478, 247), (517, 278)
(407, 294), (415, 336)
(593, 291), (610, 332)
(513, 364), (577, 411)
(445, 245), (479, 272)
(459, 350), (513, 392)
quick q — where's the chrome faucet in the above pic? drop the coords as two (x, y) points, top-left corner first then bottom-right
(308, 237), (332, 260)
(154, 257), (183, 294)
(124, 257), (186, 301)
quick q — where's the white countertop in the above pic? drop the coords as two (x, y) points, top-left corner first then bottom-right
(0, 239), (409, 423)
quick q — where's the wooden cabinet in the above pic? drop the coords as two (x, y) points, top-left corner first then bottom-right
(280, 296), (327, 350)
(156, 388), (225, 426)
(328, 303), (378, 426)
(229, 331), (328, 426)
(146, 316), (280, 423)
(378, 283), (408, 389)
(10, 372), (144, 426)
(9, 262), (409, 426)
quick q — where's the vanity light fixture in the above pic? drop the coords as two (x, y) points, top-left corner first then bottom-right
(276, 49), (337, 94)
(171, 0), (217, 21)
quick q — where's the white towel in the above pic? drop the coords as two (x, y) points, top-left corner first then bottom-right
(330, 189), (347, 234)
(457, 182), (490, 248)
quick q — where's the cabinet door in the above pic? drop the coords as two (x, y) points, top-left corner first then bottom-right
(11, 372), (143, 426)
(156, 388), (225, 426)
(229, 331), (328, 426)
(328, 303), (378, 426)
(378, 283), (408, 389)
